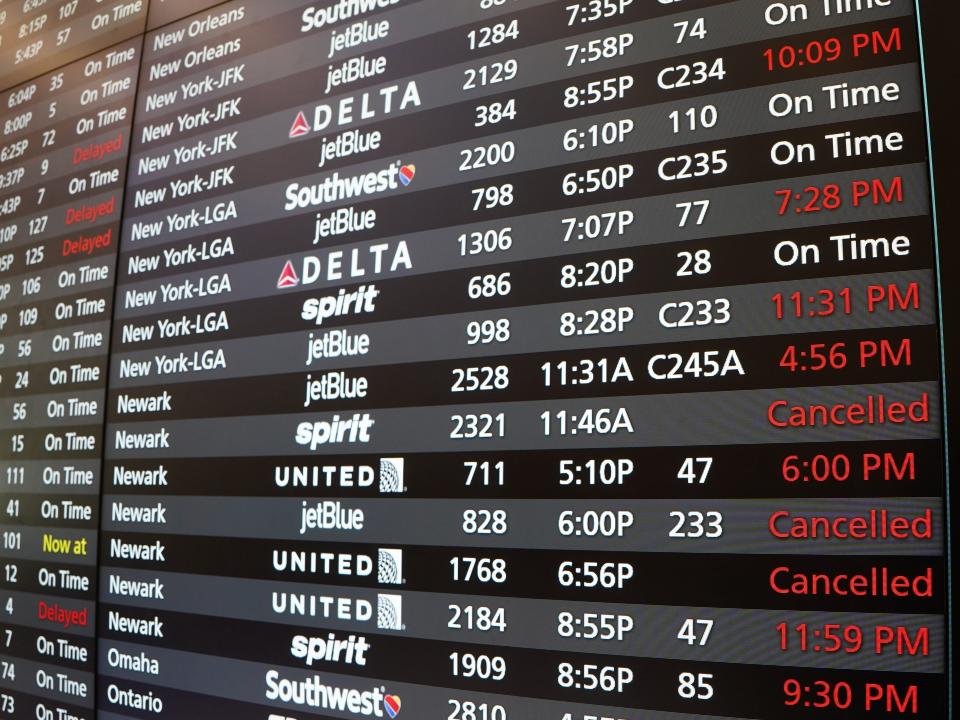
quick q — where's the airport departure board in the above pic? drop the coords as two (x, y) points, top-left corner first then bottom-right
(0, 1), (953, 719)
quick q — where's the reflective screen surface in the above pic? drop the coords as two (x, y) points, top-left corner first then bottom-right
(0, 1), (953, 719)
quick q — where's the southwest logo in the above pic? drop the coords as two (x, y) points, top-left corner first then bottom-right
(277, 260), (300, 289)
(398, 164), (415, 186)
(384, 695), (401, 718)
(289, 111), (311, 138)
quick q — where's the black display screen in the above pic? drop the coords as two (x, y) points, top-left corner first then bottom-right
(0, 1), (952, 719)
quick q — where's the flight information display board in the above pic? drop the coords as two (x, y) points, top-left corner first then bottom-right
(0, 30), (142, 720)
(0, 0), (147, 95)
(0, 1), (953, 719)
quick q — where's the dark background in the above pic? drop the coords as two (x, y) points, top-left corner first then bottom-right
(917, 3), (958, 411)
(917, 0), (957, 707)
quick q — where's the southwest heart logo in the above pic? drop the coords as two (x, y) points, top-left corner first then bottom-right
(384, 695), (401, 718)
(277, 260), (300, 289)
(289, 111), (310, 138)
(398, 164), (415, 187)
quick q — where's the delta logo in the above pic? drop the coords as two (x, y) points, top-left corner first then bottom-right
(285, 81), (421, 140)
(289, 111), (311, 138)
(278, 260), (300, 289)
(277, 242), (412, 292)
